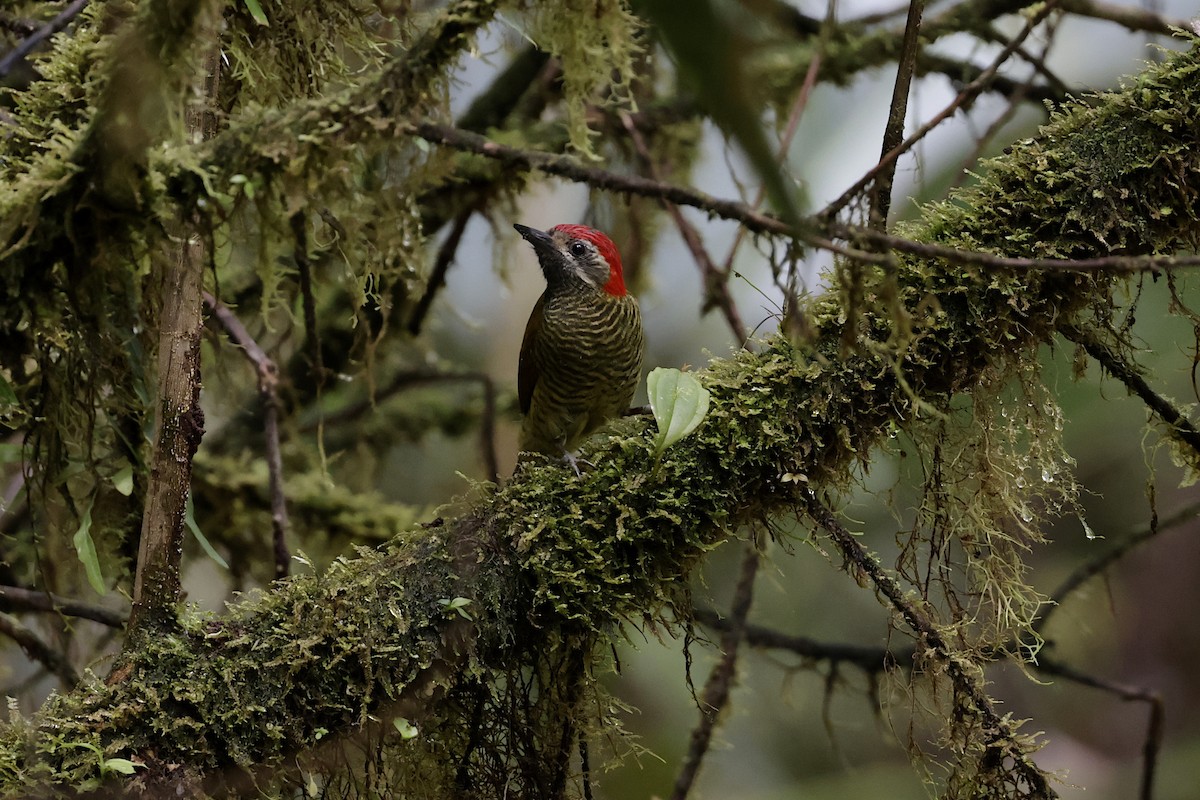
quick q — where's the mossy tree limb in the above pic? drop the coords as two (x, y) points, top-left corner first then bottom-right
(0, 41), (1197, 797)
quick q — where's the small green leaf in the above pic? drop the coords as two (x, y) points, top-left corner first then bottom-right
(185, 495), (229, 569)
(393, 717), (419, 739)
(102, 758), (139, 775)
(647, 367), (711, 455)
(242, 0), (269, 26)
(72, 499), (106, 595)
(111, 464), (134, 497)
(438, 597), (474, 620)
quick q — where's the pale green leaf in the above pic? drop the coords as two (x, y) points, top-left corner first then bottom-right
(648, 367), (710, 455)
(72, 499), (106, 595)
(185, 495), (229, 569)
(438, 596), (474, 620)
(242, 0), (269, 26)
(111, 464), (134, 497)
(102, 758), (139, 775)
(393, 717), (419, 739)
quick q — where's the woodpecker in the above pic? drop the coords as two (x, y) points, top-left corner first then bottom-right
(514, 223), (645, 470)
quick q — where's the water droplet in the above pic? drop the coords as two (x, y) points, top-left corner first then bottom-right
(1041, 468), (1054, 483)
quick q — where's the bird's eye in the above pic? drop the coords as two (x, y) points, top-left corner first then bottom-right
(569, 241), (588, 257)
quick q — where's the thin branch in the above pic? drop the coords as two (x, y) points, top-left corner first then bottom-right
(408, 209), (474, 336)
(405, 121), (1200, 277)
(872, 0), (926, 228)
(920, 51), (1066, 107)
(0, 610), (78, 686)
(0, 0), (90, 77)
(1060, 324), (1200, 457)
(0, 585), (126, 628)
(203, 292), (292, 580)
(1036, 657), (1163, 800)
(947, 16), (1062, 194)
(821, 1), (1057, 221)
(694, 607), (908, 673)
(721, 48), (821, 312)
(670, 542), (761, 800)
(619, 112), (748, 345)
(290, 213), (327, 384)
(804, 492), (1055, 797)
(1058, 0), (1193, 36)
(1036, 498), (1200, 635)
(698, 605), (1162, 800)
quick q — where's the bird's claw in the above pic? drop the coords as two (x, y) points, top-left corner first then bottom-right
(560, 450), (594, 477)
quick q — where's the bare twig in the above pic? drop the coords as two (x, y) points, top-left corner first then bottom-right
(1058, 0), (1192, 36)
(290, 213), (327, 384)
(720, 48), (821, 319)
(0, 585), (126, 628)
(698, 604), (1162, 800)
(1036, 657), (1163, 800)
(0, 610), (78, 686)
(920, 51), (1066, 107)
(670, 542), (761, 800)
(0, 0), (90, 77)
(820, 1), (1057, 221)
(694, 607), (908, 673)
(804, 492), (1055, 797)
(1036, 499), (1200, 634)
(203, 293), (291, 579)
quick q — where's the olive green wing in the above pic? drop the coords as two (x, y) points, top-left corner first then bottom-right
(517, 294), (547, 415)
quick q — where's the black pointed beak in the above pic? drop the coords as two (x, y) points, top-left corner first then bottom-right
(514, 224), (555, 258)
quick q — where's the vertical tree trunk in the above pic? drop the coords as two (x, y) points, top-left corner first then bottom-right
(128, 229), (205, 635)
(127, 54), (219, 636)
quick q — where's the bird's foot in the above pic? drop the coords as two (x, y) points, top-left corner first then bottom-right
(560, 450), (594, 477)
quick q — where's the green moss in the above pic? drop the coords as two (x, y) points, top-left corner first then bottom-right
(529, 0), (643, 157)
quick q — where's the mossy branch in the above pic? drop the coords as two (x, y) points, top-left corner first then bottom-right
(1, 31), (1198, 800)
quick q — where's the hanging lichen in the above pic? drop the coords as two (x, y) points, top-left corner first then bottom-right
(527, 0), (642, 157)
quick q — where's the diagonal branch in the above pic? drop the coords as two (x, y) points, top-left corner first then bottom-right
(203, 292), (291, 580)
(803, 494), (1055, 797)
(404, 121), (1200, 276)
(0, 611), (78, 687)
(670, 542), (760, 799)
(1060, 324), (1200, 457)
(0, 0), (90, 77)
